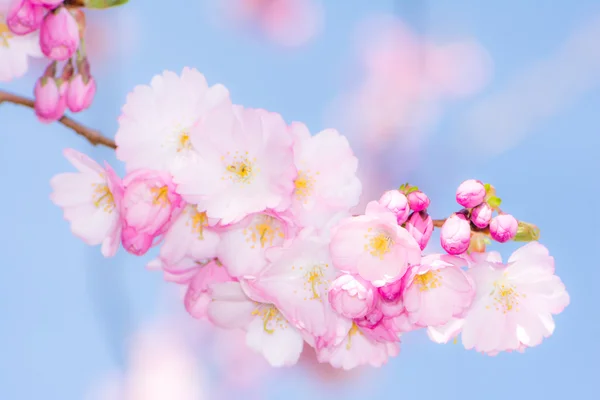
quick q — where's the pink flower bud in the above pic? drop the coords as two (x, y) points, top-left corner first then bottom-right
(407, 191), (430, 212)
(456, 179), (486, 208)
(440, 213), (471, 255)
(7, 0), (46, 35)
(489, 214), (518, 243)
(471, 203), (492, 228)
(30, 0), (64, 7)
(378, 190), (410, 225)
(34, 76), (66, 123)
(355, 307), (383, 329)
(40, 7), (80, 61)
(121, 170), (184, 256)
(405, 211), (433, 250)
(66, 74), (96, 112)
(378, 278), (403, 302)
(328, 275), (376, 319)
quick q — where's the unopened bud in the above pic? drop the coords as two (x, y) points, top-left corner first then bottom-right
(407, 191), (430, 212)
(490, 214), (518, 243)
(440, 213), (471, 255)
(378, 190), (410, 225)
(471, 203), (492, 228)
(456, 179), (486, 208)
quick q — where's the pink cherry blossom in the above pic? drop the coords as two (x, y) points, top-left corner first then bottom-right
(174, 105), (296, 225)
(66, 73), (96, 112)
(50, 148), (122, 257)
(115, 68), (231, 173)
(440, 213), (471, 255)
(217, 212), (293, 278)
(121, 169), (184, 256)
(0, 10), (42, 82)
(6, 0), (45, 35)
(316, 322), (400, 370)
(328, 274), (377, 319)
(184, 260), (234, 319)
(405, 211), (433, 250)
(330, 201), (421, 287)
(39, 6), (79, 61)
(246, 230), (351, 345)
(159, 204), (220, 267)
(407, 191), (429, 212)
(208, 281), (304, 367)
(378, 190), (409, 225)
(402, 254), (475, 327)
(286, 122), (361, 229)
(427, 317), (464, 344)
(459, 242), (570, 354)
(490, 214), (518, 243)
(455, 179), (486, 208)
(471, 202), (492, 228)
(34, 75), (67, 123)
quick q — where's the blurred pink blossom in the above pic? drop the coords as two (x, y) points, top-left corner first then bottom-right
(222, 0), (324, 47)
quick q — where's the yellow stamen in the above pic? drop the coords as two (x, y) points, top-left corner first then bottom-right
(346, 322), (362, 350)
(246, 215), (284, 249)
(0, 21), (13, 48)
(364, 230), (394, 259)
(190, 209), (208, 240)
(92, 183), (115, 212)
(487, 279), (523, 314)
(177, 132), (191, 152)
(223, 153), (257, 184)
(294, 170), (316, 202)
(413, 270), (442, 292)
(251, 305), (286, 334)
(151, 185), (170, 206)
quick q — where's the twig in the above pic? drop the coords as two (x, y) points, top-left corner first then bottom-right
(0, 90), (117, 149)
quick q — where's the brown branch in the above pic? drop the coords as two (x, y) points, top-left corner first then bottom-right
(0, 90), (116, 149)
(432, 219), (445, 228)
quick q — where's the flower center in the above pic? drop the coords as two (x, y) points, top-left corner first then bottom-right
(244, 215), (284, 249)
(151, 185), (170, 205)
(294, 170), (316, 203)
(92, 183), (115, 212)
(0, 21), (12, 48)
(224, 152), (257, 184)
(488, 280), (524, 314)
(365, 229), (394, 259)
(177, 131), (192, 152)
(251, 305), (287, 334)
(187, 207), (208, 240)
(413, 270), (442, 292)
(301, 264), (329, 301)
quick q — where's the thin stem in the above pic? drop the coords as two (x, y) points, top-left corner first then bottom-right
(432, 219), (445, 228)
(0, 90), (117, 149)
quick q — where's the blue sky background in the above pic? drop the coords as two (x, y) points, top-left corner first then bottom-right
(1, 0), (599, 399)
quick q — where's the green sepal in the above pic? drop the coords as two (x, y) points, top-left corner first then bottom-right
(513, 221), (541, 242)
(487, 196), (502, 209)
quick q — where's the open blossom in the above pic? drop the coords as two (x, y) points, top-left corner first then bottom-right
(217, 212), (293, 278)
(402, 254), (475, 327)
(246, 230), (351, 344)
(50, 149), (122, 257)
(116, 68), (231, 173)
(121, 169), (184, 256)
(184, 260), (233, 319)
(159, 205), (221, 267)
(316, 322), (400, 370)
(286, 122), (361, 229)
(174, 105), (296, 225)
(330, 201), (421, 287)
(208, 281), (304, 367)
(39, 6), (79, 61)
(329, 274), (377, 319)
(458, 243), (569, 354)
(0, 11), (42, 82)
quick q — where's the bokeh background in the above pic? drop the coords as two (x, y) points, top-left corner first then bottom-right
(1, 0), (599, 399)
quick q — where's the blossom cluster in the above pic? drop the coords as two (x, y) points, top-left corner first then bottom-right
(50, 68), (570, 370)
(0, 0), (127, 120)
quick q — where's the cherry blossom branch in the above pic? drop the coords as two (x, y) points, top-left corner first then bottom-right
(0, 90), (117, 149)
